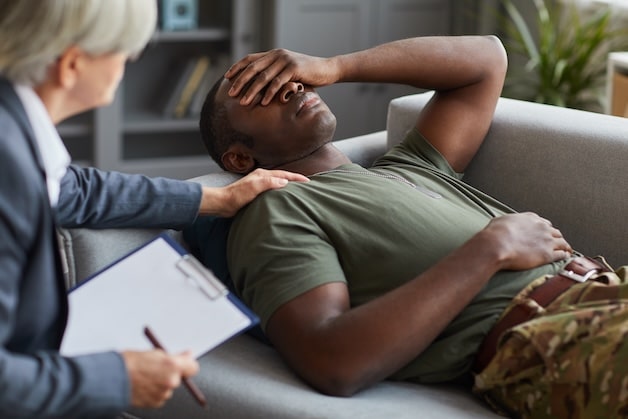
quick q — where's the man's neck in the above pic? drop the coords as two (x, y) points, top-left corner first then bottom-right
(273, 143), (352, 177)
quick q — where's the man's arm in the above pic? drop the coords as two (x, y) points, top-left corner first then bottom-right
(263, 213), (571, 397)
(226, 36), (507, 172)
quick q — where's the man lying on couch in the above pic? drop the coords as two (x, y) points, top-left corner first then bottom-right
(186, 35), (628, 418)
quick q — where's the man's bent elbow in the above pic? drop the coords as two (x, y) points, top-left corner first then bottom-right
(484, 35), (508, 79)
(302, 364), (378, 397)
(311, 377), (364, 398)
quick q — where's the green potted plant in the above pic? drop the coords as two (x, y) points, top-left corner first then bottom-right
(499, 0), (628, 111)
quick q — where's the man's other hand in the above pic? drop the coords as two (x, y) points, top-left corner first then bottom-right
(482, 212), (573, 271)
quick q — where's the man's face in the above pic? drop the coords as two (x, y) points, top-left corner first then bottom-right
(216, 78), (337, 169)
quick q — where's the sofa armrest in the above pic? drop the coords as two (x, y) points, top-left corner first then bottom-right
(58, 228), (178, 288)
(387, 92), (628, 266)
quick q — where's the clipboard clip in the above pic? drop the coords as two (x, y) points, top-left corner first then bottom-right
(176, 255), (227, 300)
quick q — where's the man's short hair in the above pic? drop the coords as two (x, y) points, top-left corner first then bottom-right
(199, 76), (255, 171)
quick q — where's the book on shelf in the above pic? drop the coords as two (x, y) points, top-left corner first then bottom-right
(161, 55), (210, 119)
(187, 54), (232, 117)
(173, 55), (210, 118)
(187, 67), (215, 117)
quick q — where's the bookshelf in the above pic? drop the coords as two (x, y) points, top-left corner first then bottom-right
(58, 0), (260, 179)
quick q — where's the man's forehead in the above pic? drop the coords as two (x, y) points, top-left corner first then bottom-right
(217, 77), (253, 107)
(216, 78), (232, 103)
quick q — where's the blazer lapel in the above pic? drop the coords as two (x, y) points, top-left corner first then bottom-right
(0, 78), (69, 338)
(0, 78), (47, 178)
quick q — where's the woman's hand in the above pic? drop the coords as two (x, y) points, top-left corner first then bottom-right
(199, 168), (309, 217)
(123, 349), (199, 408)
(225, 49), (339, 106)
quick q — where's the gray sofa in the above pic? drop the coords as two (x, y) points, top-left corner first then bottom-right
(57, 92), (628, 418)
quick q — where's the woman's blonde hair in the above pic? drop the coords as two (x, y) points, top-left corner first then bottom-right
(0, 0), (157, 85)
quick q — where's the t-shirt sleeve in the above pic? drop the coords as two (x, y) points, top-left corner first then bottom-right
(227, 189), (347, 330)
(373, 128), (464, 180)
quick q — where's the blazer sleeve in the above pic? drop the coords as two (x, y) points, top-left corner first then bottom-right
(55, 165), (202, 229)
(0, 348), (129, 418)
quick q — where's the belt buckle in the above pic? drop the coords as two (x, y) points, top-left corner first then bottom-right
(558, 268), (597, 283)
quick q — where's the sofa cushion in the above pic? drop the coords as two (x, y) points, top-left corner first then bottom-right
(129, 333), (499, 419)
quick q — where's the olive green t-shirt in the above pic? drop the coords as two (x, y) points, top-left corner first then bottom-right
(227, 129), (562, 383)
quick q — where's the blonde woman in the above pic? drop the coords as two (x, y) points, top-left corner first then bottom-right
(0, 1), (306, 417)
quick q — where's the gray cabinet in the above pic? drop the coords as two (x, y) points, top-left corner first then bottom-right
(270, 0), (452, 139)
(58, 0), (260, 179)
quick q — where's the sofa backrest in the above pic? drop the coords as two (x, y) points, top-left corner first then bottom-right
(387, 93), (628, 266)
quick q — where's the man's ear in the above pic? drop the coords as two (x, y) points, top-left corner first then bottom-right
(54, 45), (84, 89)
(221, 144), (256, 174)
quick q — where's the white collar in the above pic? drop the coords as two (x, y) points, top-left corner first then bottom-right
(14, 84), (71, 207)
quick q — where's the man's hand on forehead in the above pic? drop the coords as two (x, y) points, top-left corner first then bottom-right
(227, 75), (271, 107)
(224, 48), (337, 106)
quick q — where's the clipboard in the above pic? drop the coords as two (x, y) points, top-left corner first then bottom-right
(60, 233), (258, 357)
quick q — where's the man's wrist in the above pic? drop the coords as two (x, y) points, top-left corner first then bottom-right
(468, 228), (510, 272)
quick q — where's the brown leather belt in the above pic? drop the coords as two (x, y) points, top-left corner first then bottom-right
(472, 256), (609, 373)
